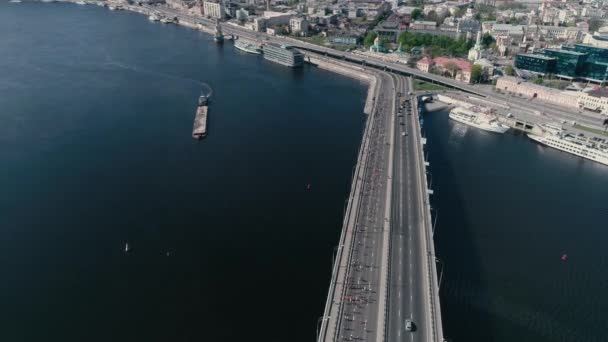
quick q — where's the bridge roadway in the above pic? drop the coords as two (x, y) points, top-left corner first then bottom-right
(386, 74), (429, 342)
(316, 69), (395, 342)
(313, 71), (443, 342)
(131, 7), (444, 341)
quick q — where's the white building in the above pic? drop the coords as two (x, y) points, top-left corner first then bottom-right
(474, 58), (494, 80)
(410, 21), (437, 31)
(583, 28), (608, 48)
(203, 1), (225, 19)
(495, 77), (579, 109)
(468, 31), (485, 62)
(464, 6), (475, 19)
(394, 6), (420, 16)
(534, 25), (585, 41)
(244, 21), (255, 31)
(289, 17), (309, 35)
(249, 11), (293, 32)
(578, 89), (608, 114)
(166, 0), (189, 11)
(252, 17), (267, 31)
(423, 4), (448, 17)
(490, 24), (525, 40)
(262, 11), (294, 25)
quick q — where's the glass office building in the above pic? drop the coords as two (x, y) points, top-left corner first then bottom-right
(515, 44), (608, 82)
(542, 48), (585, 78)
(515, 53), (556, 74)
(563, 44), (608, 63)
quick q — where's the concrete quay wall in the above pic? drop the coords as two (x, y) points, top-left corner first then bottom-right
(436, 94), (475, 109)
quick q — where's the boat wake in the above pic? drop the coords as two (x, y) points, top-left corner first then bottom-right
(103, 60), (204, 85)
(103, 51), (204, 89)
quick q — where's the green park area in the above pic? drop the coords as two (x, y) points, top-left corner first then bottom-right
(413, 80), (447, 91)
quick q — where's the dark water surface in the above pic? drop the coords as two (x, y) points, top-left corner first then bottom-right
(0, 3), (367, 341)
(424, 106), (608, 342)
(4, 3), (608, 342)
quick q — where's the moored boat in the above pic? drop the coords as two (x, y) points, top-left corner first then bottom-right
(448, 106), (509, 133)
(528, 125), (608, 166)
(234, 40), (262, 54)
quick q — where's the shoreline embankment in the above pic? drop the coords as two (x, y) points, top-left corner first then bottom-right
(54, 0), (381, 116)
(305, 54), (378, 115)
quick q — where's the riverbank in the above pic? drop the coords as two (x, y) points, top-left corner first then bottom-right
(305, 54), (378, 115)
(435, 93), (607, 138)
(432, 93), (608, 167)
(53, 0), (380, 116)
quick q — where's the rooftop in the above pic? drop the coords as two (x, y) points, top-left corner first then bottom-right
(394, 6), (418, 15)
(474, 58), (493, 67)
(573, 43), (608, 51)
(587, 88), (608, 98)
(433, 57), (472, 72)
(418, 56), (432, 64)
(412, 20), (437, 26)
(544, 48), (586, 56)
(263, 11), (292, 18)
(517, 53), (555, 61)
(492, 24), (525, 32)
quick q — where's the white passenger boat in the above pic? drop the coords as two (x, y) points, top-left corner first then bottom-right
(449, 106), (509, 133)
(234, 40), (262, 54)
(528, 124), (608, 166)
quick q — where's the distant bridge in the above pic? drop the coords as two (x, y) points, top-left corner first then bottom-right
(296, 47), (486, 97)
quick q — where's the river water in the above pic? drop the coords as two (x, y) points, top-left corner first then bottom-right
(424, 105), (608, 342)
(0, 3), (366, 341)
(3, 2), (608, 342)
